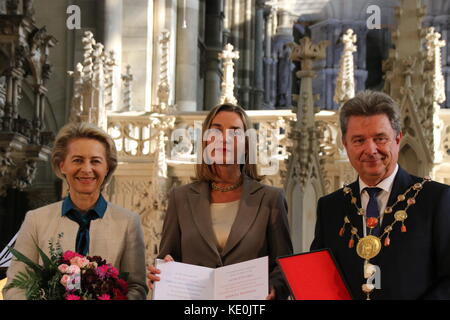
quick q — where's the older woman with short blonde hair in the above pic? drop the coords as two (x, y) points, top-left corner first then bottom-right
(3, 122), (148, 300)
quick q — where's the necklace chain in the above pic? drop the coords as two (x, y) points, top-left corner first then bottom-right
(340, 176), (430, 300)
(211, 178), (243, 192)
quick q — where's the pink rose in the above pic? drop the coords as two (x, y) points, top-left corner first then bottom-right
(60, 274), (71, 286)
(97, 294), (110, 300)
(70, 256), (89, 268)
(67, 264), (81, 275)
(79, 257), (90, 268)
(58, 264), (70, 274)
(66, 294), (81, 300)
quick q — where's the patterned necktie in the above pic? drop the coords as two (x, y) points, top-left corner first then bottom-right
(66, 210), (98, 256)
(364, 187), (382, 236)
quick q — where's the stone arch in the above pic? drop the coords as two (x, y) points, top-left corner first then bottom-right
(399, 134), (425, 176)
(399, 144), (419, 176)
(302, 179), (319, 252)
(285, 179), (302, 252)
(285, 173), (321, 253)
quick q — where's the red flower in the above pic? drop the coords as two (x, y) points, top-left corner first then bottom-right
(66, 294), (81, 300)
(63, 251), (83, 262)
(97, 294), (111, 300)
(112, 288), (128, 300)
(96, 264), (110, 279)
(116, 278), (128, 292)
(108, 266), (119, 279)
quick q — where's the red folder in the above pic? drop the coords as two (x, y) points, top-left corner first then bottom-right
(277, 249), (352, 300)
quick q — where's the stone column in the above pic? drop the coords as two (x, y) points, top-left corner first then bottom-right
(433, 14), (450, 109)
(288, 36), (328, 252)
(276, 9), (292, 36)
(204, 0), (223, 109)
(263, 8), (275, 108)
(99, 0), (123, 111)
(241, 0), (252, 107)
(272, 9), (294, 109)
(253, 1), (265, 109)
(231, 0), (241, 103)
(309, 19), (368, 110)
(152, 0), (178, 109)
(175, 0), (200, 111)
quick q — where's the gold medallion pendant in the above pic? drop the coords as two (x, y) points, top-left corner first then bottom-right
(356, 235), (382, 260)
(341, 178), (430, 299)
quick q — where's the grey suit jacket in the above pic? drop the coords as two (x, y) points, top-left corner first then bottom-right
(3, 200), (148, 300)
(158, 176), (293, 299)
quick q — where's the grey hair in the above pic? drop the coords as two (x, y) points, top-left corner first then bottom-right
(339, 90), (401, 137)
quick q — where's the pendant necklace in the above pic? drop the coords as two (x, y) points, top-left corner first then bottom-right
(339, 177), (430, 299)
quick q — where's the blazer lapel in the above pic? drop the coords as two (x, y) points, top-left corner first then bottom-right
(89, 205), (112, 260)
(187, 182), (221, 257)
(221, 177), (265, 258)
(55, 202), (78, 253)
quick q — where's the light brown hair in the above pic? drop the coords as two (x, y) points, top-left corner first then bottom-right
(195, 103), (263, 182)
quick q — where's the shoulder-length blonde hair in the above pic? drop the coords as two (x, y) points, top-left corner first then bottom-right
(51, 122), (118, 188)
(195, 103), (263, 182)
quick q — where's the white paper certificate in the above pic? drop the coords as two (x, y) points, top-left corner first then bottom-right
(152, 256), (268, 300)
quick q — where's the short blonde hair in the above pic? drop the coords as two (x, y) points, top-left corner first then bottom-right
(195, 103), (263, 182)
(51, 122), (118, 187)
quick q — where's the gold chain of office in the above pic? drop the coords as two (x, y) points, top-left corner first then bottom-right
(339, 177), (430, 299)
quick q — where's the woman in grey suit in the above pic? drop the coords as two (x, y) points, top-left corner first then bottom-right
(147, 103), (293, 299)
(3, 122), (148, 300)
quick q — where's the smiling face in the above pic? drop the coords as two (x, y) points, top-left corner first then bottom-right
(206, 111), (246, 165)
(59, 138), (109, 198)
(343, 114), (402, 186)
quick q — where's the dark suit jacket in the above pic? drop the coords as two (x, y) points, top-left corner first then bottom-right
(158, 176), (293, 299)
(311, 166), (450, 300)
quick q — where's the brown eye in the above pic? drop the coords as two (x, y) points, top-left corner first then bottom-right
(375, 137), (388, 144)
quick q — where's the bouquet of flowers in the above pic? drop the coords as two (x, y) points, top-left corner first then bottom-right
(4, 233), (128, 300)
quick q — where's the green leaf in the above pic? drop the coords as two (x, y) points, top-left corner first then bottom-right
(4, 269), (42, 300)
(7, 247), (43, 274)
(119, 271), (129, 281)
(36, 245), (57, 271)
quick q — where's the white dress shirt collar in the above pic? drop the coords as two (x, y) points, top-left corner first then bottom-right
(359, 164), (399, 195)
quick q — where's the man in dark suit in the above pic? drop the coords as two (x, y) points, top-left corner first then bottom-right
(311, 90), (450, 300)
